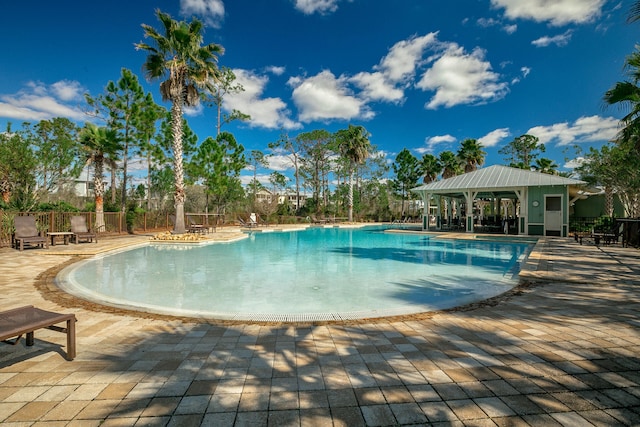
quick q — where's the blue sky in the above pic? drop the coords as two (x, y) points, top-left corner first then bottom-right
(0, 0), (637, 187)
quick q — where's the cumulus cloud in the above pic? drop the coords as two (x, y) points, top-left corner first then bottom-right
(503, 24), (517, 34)
(532, 30), (573, 47)
(377, 34), (438, 83)
(350, 71), (404, 103)
(180, 0), (225, 27)
(416, 134), (456, 154)
(564, 156), (586, 169)
(491, 0), (605, 26)
(416, 44), (508, 109)
(479, 128), (510, 147)
(225, 69), (300, 130)
(288, 70), (373, 122)
(527, 115), (619, 146)
(0, 80), (87, 122)
(293, 0), (341, 15)
(351, 33), (437, 103)
(266, 65), (286, 76)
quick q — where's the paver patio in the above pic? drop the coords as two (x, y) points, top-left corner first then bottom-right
(0, 229), (639, 426)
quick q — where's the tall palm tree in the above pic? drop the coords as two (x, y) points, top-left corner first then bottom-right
(79, 123), (120, 232)
(604, 48), (640, 153)
(335, 124), (371, 222)
(136, 10), (224, 233)
(439, 151), (462, 179)
(457, 138), (486, 173)
(419, 154), (442, 184)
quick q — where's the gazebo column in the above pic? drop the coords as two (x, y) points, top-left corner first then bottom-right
(514, 188), (527, 235)
(463, 190), (478, 232)
(423, 194), (431, 230)
(435, 195), (442, 230)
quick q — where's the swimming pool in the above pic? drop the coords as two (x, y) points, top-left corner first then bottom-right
(56, 227), (534, 321)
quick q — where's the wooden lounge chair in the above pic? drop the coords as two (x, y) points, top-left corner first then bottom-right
(70, 215), (97, 244)
(187, 215), (208, 234)
(0, 305), (76, 360)
(13, 215), (48, 251)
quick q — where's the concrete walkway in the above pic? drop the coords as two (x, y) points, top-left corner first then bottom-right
(0, 231), (639, 426)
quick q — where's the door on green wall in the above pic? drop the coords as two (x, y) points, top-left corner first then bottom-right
(545, 196), (562, 236)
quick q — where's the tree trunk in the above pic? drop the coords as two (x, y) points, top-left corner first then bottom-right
(171, 100), (187, 234)
(94, 158), (106, 232)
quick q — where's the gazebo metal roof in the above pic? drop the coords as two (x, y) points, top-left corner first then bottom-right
(412, 165), (585, 198)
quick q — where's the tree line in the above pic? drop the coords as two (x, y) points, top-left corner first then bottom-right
(2, 7), (638, 231)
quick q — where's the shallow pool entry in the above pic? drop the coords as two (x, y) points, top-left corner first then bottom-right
(57, 227), (533, 321)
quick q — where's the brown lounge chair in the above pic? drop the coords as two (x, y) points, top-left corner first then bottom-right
(70, 215), (97, 244)
(13, 215), (48, 251)
(0, 305), (76, 360)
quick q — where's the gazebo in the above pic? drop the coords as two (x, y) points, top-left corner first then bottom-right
(411, 165), (586, 237)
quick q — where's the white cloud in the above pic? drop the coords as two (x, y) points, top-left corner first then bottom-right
(288, 70), (373, 122)
(0, 80), (87, 122)
(532, 30), (573, 47)
(564, 156), (586, 169)
(416, 44), (508, 109)
(376, 33), (438, 83)
(350, 33), (437, 103)
(267, 152), (296, 172)
(527, 115), (619, 146)
(479, 128), (510, 147)
(503, 24), (517, 34)
(350, 71), (404, 103)
(477, 17), (500, 28)
(51, 80), (84, 101)
(180, 0), (225, 27)
(293, 0), (341, 15)
(225, 69), (300, 130)
(266, 65), (286, 76)
(416, 134), (456, 154)
(491, 0), (605, 26)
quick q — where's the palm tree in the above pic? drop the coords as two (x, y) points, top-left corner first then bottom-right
(439, 151), (462, 179)
(419, 154), (442, 184)
(604, 48), (640, 153)
(335, 125), (371, 222)
(533, 157), (558, 175)
(457, 138), (486, 173)
(78, 123), (120, 232)
(136, 10), (224, 233)
(629, 1), (640, 23)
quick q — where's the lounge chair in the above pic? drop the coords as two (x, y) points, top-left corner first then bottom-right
(70, 215), (97, 244)
(13, 215), (48, 251)
(0, 305), (76, 360)
(187, 215), (208, 234)
(310, 214), (327, 224)
(238, 216), (257, 228)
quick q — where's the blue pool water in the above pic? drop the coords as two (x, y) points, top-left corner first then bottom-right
(57, 227), (533, 321)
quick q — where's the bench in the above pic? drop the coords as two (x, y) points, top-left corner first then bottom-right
(0, 306), (77, 360)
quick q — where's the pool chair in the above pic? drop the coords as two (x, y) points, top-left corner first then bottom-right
(13, 215), (48, 251)
(310, 214), (327, 224)
(70, 215), (97, 244)
(187, 215), (209, 234)
(249, 212), (268, 227)
(238, 216), (257, 228)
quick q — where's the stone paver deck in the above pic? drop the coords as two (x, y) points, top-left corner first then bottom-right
(1, 228), (639, 426)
